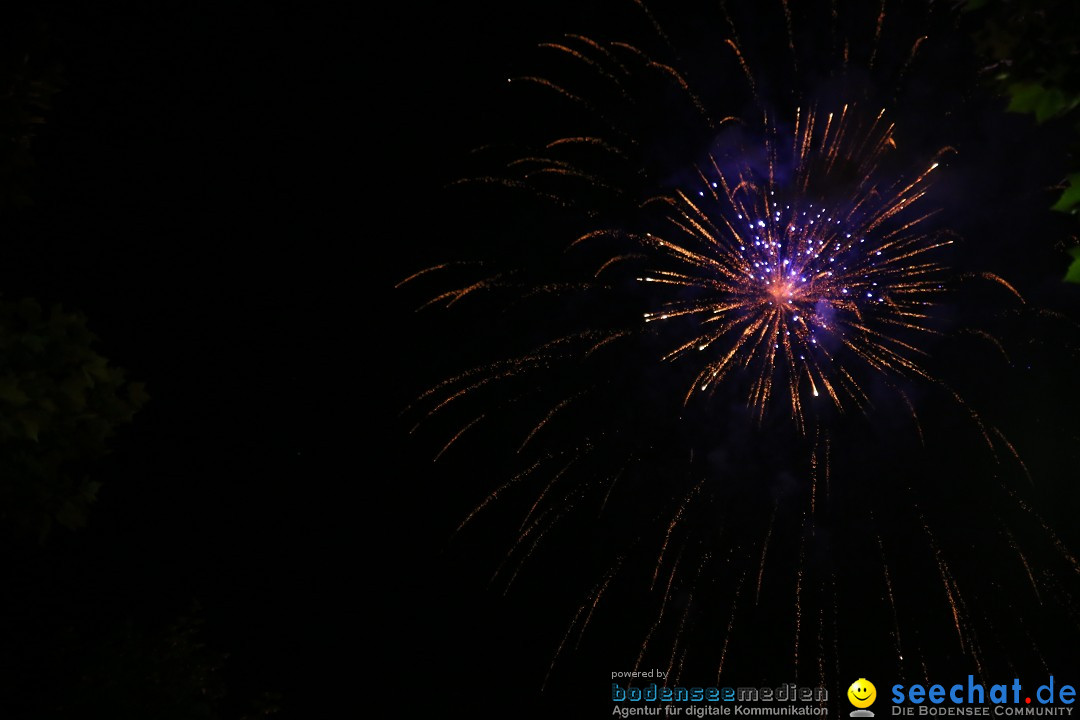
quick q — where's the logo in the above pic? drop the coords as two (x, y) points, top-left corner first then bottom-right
(849, 679), (877, 718)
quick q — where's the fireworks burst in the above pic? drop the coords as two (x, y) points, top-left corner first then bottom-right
(638, 105), (952, 427)
(397, 0), (1080, 701)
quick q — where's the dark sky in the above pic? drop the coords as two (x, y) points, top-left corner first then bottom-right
(0, 2), (359, 716)
(383, 1), (1080, 718)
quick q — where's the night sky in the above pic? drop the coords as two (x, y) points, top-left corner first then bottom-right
(0, 2), (358, 717)
(384, 1), (1080, 718)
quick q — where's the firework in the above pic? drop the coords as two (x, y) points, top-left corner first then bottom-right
(397, 0), (1080, 702)
(637, 105), (951, 428)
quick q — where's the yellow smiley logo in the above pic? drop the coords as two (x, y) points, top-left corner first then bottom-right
(847, 679), (877, 708)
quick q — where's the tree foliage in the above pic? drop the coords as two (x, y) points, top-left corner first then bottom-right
(0, 298), (147, 540)
(0, 10), (62, 209)
(963, 0), (1080, 280)
(55, 606), (281, 719)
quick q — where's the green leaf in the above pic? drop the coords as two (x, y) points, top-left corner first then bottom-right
(1006, 83), (1079, 124)
(1035, 87), (1067, 123)
(1051, 174), (1080, 213)
(1007, 82), (1046, 114)
(1064, 246), (1080, 284)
